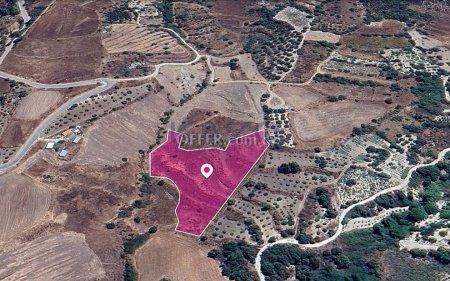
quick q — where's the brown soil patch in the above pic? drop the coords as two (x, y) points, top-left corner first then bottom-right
(0, 173), (51, 245)
(179, 113), (259, 149)
(0, 1), (105, 83)
(0, 232), (106, 281)
(14, 91), (62, 120)
(283, 41), (332, 83)
(340, 30), (410, 60)
(0, 78), (10, 94)
(208, 0), (257, 31)
(135, 232), (226, 281)
(273, 84), (324, 110)
(359, 20), (404, 35)
(342, 33), (410, 53)
(291, 101), (386, 146)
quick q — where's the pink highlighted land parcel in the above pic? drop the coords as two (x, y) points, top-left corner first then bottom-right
(149, 130), (269, 236)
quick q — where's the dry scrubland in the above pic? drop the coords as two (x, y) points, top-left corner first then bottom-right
(0, 173), (50, 245)
(156, 60), (208, 105)
(136, 232), (226, 281)
(0, 232), (105, 281)
(174, 2), (242, 57)
(211, 54), (266, 82)
(0, 1), (106, 83)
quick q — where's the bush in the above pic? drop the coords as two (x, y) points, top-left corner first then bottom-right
(106, 223), (116, 229)
(123, 263), (138, 281)
(278, 162), (301, 174)
(410, 248), (427, 258)
(124, 233), (150, 254)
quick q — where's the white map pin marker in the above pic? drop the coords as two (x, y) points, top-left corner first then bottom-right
(201, 164), (213, 179)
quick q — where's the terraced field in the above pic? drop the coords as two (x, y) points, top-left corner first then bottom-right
(103, 24), (191, 60)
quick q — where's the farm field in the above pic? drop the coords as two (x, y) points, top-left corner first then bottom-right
(290, 101), (386, 145)
(43, 80), (157, 137)
(0, 173), (51, 245)
(102, 24), (191, 57)
(14, 90), (61, 120)
(0, 232), (105, 281)
(170, 82), (266, 129)
(304, 31), (341, 43)
(0, 0), (106, 83)
(135, 232), (226, 281)
(72, 87), (168, 165)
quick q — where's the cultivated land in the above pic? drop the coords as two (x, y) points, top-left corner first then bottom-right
(0, 232), (105, 281)
(14, 90), (61, 120)
(136, 232), (226, 281)
(290, 102), (385, 142)
(0, 173), (50, 245)
(0, 0), (106, 83)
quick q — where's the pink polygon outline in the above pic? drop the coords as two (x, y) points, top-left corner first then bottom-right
(149, 129), (269, 237)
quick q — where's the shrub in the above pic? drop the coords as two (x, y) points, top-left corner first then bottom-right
(278, 162), (301, 174)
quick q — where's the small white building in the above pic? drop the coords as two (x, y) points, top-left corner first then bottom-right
(72, 137), (81, 144)
(46, 142), (55, 149)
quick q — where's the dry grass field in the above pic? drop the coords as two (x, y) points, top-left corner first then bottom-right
(102, 24), (193, 62)
(14, 91), (62, 120)
(211, 54), (266, 82)
(156, 60), (208, 105)
(0, 1), (106, 83)
(136, 232), (226, 281)
(171, 82), (266, 129)
(272, 84), (324, 111)
(304, 31), (341, 43)
(0, 173), (51, 245)
(0, 232), (106, 281)
(73, 92), (170, 165)
(290, 101), (386, 143)
(207, 0), (256, 32)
